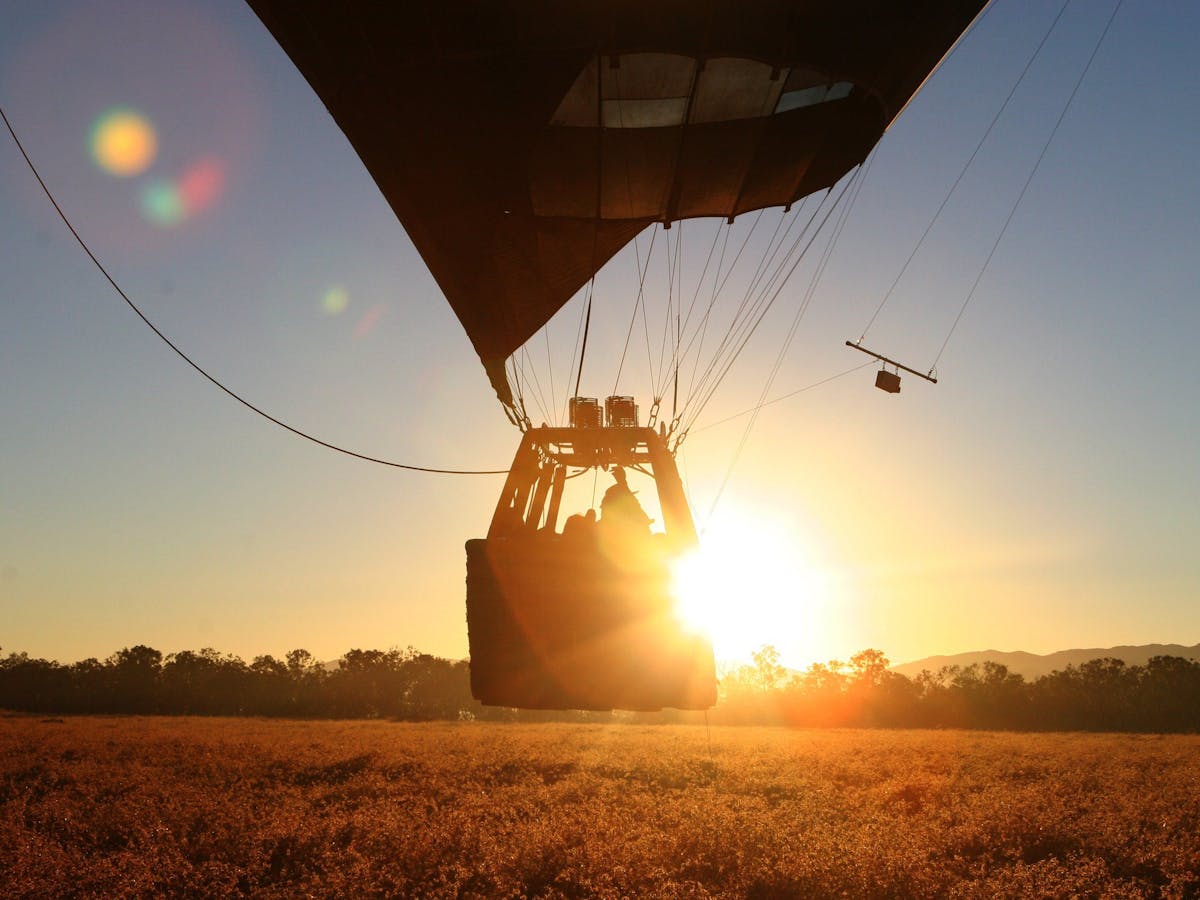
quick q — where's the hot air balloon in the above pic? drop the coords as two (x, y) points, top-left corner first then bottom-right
(248, 0), (987, 710)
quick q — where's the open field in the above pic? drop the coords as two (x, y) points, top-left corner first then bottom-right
(2, 716), (1198, 898)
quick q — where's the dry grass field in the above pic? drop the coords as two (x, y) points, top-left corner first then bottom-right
(2, 715), (1198, 898)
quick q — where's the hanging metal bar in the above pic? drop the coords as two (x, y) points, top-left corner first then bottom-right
(845, 340), (938, 384)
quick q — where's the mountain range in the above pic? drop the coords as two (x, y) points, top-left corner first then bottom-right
(891, 643), (1200, 681)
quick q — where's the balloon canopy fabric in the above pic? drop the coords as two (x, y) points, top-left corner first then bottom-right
(248, 1), (987, 404)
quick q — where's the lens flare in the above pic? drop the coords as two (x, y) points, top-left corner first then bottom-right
(140, 179), (185, 226)
(354, 304), (386, 338)
(90, 108), (157, 177)
(322, 286), (349, 315)
(137, 157), (227, 227)
(177, 156), (225, 215)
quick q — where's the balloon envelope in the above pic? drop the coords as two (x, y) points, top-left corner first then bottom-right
(248, 1), (986, 401)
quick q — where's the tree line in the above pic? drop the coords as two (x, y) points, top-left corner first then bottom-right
(717, 646), (1200, 732)
(1, 644), (1198, 731)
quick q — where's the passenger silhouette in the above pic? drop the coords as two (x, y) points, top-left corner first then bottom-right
(599, 467), (652, 537)
(562, 508), (597, 542)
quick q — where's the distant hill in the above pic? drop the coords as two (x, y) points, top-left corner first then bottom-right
(892, 643), (1200, 681)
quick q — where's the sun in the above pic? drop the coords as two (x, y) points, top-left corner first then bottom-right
(671, 506), (829, 666)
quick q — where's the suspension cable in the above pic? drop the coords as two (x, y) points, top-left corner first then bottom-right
(694, 362), (875, 432)
(655, 218), (684, 400)
(0, 103), (509, 476)
(612, 225), (658, 392)
(680, 212), (756, 404)
(680, 201), (816, 423)
(569, 278), (594, 402)
(682, 174), (858, 435)
(518, 346), (552, 426)
(542, 326), (557, 424)
(930, 0), (1125, 371)
(665, 218), (728, 398)
(701, 169), (862, 520)
(860, 0), (1072, 343)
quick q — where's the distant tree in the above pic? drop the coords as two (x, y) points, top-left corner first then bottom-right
(284, 649), (325, 715)
(846, 651), (923, 727)
(330, 648), (404, 717)
(161, 648), (249, 715)
(849, 649), (889, 688)
(68, 658), (105, 713)
(1136, 656), (1200, 731)
(0, 652), (69, 712)
(403, 653), (473, 720)
(109, 645), (163, 713)
(248, 655), (291, 716)
(750, 645), (787, 693)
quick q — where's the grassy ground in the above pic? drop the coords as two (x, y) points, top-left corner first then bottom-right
(2, 715), (1198, 897)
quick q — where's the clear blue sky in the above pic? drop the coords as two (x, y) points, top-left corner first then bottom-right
(2, 0), (1197, 668)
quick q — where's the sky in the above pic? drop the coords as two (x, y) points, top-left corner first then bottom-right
(2, 0), (1197, 670)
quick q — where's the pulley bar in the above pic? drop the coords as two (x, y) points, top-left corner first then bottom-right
(845, 340), (938, 384)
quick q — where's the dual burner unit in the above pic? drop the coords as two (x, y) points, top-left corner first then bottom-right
(568, 395), (639, 429)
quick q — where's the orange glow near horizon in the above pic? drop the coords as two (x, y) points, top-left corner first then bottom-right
(672, 506), (829, 666)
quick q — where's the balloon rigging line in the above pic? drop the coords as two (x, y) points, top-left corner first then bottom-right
(565, 276), (593, 420)
(663, 216), (686, 402)
(930, 0), (1124, 371)
(611, 224), (658, 394)
(680, 212), (757, 404)
(673, 230), (685, 418)
(515, 349), (540, 423)
(657, 217), (686, 400)
(520, 344), (553, 426)
(748, 160), (867, 418)
(680, 213), (747, 404)
(509, 355), (528, 422)
(638, 238), (657, 396)
(702, 167), (862, 521)
(667, 216), (730, 396)
(808, 139), (879, 300)
(694, 361), (876, 432)
(652, 224), (673, 398)
(682, 168), (859, 439)
(667, 216), (686, 407)
(0, 103), (509, 476)
(566, 198), (603, 417)
(609, 57), (658, 401)
(654, 220), (682, 400)
(684, 193), (823, 413)
(528, 347), (555, 427)
(506, 356), (531, 429)
(543, 326), (556, 422)
(681, 184), (840, 435)
(741, 199), (801, 306)
(680, 205), (800, 416)
(859, 0), (1072, 344)
(887, 0), (999, 131)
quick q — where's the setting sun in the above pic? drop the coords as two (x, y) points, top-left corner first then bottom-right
(672, 507), (829, 666)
